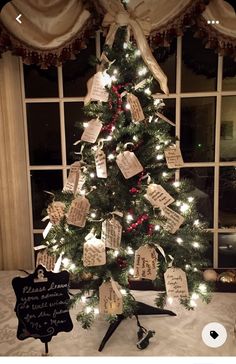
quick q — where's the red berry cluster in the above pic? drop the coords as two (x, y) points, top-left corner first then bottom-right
(126, 213), (149, 232)
(116, 256), (128, 269)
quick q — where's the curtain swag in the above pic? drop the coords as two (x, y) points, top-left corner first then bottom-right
(0, 0), (235, 69)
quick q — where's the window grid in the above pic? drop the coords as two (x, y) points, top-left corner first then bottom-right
(21, 35), (236, 269)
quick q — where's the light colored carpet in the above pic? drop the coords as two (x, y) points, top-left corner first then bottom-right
(0, 270), (236, 356)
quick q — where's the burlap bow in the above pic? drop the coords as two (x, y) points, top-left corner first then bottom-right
(101, 0), (169, 95)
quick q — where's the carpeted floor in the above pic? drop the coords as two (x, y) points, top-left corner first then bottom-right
(0, 270), (236, 356)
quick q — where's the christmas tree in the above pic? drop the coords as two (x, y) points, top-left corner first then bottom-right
(42, 26), (212, 344)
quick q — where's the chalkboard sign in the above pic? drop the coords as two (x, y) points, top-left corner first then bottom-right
(12, 265), (73, 343)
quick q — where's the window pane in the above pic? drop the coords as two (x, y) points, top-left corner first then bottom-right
(27, 103), (61, 165)
(24, 65), (58, 98)
(222, 56), (236, 91)
(62, 38), (96, 97)
(180, 168), (214, 228)
(220, 96), (236, 161)
(182, 30), (217, 92)
(153, 40), (176, 94)
(64, 102), (89, 165)
(33, 234), (44, 264)
(31, 170), (63, 229)
(181, 97), (215, 162)
(219, 167), (236, 228)
(218, 233), (236, 268)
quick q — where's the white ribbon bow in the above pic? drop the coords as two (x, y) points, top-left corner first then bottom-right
(101, 0), (169, 95)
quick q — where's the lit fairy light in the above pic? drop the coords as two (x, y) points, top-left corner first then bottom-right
(90, 212), (96, 218)
(138, 67), (148, 76)
(107, 135), (113, 141)
(113, 69), (118, 74)
(187, 197), (194, 203)
(123, 42), (128, 49)
(192, 242), (200, 249)
(70, 263), (76, 271)
(60, 238), (64, 243)
(154, 98), (162, 106)
(194, 219), (199, 226)
(81, 296), (87, 303)
(114, 250), (119, 257)
(156, 154), (164, 160)
(133, 135), (138, 142)
(167, 297), (173, 305)
(193, 268), (198, 272)
(125, 54), (129, 58)
(176, 237), (183, 244)
(52, 244), (58, 251)
(111, 75), (117, 82)
(135, 49), (141, 56)
(162, 172), (168, 177)
(85, 306), (92, 314)
(180, 203), (190, 213)
(120, 289), (127, 296)
(62, 258), (70, 267)
(80, 190), (86, 196)
(129, 267), (134, 275)
(199, 283), (207, 293)
(156, 145), (161, 150)
(144, 88), (151, 95)
(191, 293), (199, 300)
(154, 225), (160, 231)
(90, 172), (95, 178)
(94, 308), (99, 315)
(127, 246), (134, 255)
(108, 153), (115, 160)
(52, 238), (57, 244)
(185, 264), (191, 270)
(175, 201), (181, 206)
(173, 181), (180, 188)
(111, 126), (115, 132)
(126, 214), (133, 222)
(83, 122), (88, 128)
(164, 141), (169, 145)
(190, 299), (197, 307)
(126, 103), (131, 110)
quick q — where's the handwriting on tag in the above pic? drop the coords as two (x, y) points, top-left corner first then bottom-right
(83, 238), (106, 267)
(101, 218), (122, 249)
(95, 148), (107, 178)
(36, 250), (56, 271)
(162, 206), (184, 234)
(90, 71), (109, 102)
(116, 151), (143, 179)
(99, 280), (123, 315)
(127, 93), (145, 123)
(134, 245), (158, 280)
(63, 161), (81, 194)
(67, 196), (90, 228)
(164, 267), (189, 300)
(47, 201), (65, 225)
(145, 184), (174, 208)
(81, 119), (102, 143)
(164, 145), (184, 169)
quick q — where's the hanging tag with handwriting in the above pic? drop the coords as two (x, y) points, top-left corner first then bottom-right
(101, 217), (122, 249)
(36, 249), (56, 271)
(127, 93), (145, 123)
(95, 148), (107, 178)
(164, 267), (189, 300)
(162, 206), (184, 234)
(81, 119), (102, 143)
(90, 71), (109, 102)
(116, 151), (143, 179)
(47, 201), (65, 225)
(134, 245), (158, 280)
(145, 184), (174, 208)
(99, 280), (123, 315)
(67, 196), (90, 228)
(63, 161), (81, 194)
(83, 237), (106, 267)
(164, 145), (184, 169)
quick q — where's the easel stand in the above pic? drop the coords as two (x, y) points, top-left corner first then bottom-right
(98, 301), (176, 351)
(42, 341), (50, 356)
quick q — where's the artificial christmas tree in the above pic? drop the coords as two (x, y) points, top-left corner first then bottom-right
(41, 23), (212, 349)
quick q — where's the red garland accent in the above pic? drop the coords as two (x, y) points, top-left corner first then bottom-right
(126, 213), (149, 232)
(129, 187), (139, 194)
(102, 83), (130, 133)
(147, 224), (154, 236)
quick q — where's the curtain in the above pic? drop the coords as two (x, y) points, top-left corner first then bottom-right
(0, 52), (33, 270)
(0, 0), (97, 68)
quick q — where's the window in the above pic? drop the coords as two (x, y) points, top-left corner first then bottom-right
(21, 30), (236, 269)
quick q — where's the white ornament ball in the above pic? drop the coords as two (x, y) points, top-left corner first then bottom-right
(203, 269), (218, 282)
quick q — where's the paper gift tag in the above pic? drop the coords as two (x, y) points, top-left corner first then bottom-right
(116, 151), (143, 179)
(164, 145), (184, 169)
(81, 119), (102, 143)
(83, 237), (106, 267)
(127, 93), (145, 123)
(145, 184), (174, 208)
(162, 206), (184, 234)
(99, 280), (123, 315)
(90, 71), (109, 102)
(134, 245), (158, 280)
(164, 267), (189, 300)
(63, 161), (81, 194)
(67, 196), (90, 228)
(47, 201), (65, 225)
(36, 249), (56, 271)
(101, 218), (122, 249)
(95, 148), (107, 178)
(76, 172), (86, 195)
